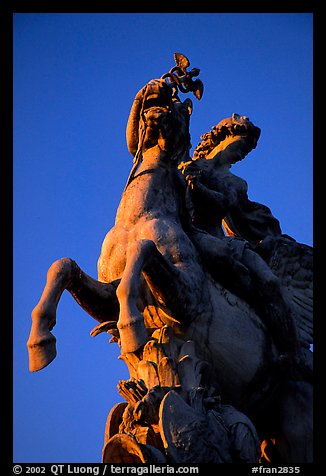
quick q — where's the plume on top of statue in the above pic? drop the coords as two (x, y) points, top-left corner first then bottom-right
(161, 52), (204, 100)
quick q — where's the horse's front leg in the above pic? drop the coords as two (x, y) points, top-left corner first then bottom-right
(116, 242), (154, 354)
(116, 239), (204, 354)
(27, 258), (119, 372)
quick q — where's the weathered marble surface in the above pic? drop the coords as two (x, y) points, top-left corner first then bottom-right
(27, 53), (313, 464)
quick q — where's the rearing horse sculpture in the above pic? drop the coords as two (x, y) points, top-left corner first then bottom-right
(27, 55), (312, 463)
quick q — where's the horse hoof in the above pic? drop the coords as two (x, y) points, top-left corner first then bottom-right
(27, 333), (57, 372)
(118, 318), (149, 354)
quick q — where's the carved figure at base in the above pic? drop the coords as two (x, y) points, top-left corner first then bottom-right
(27, 53), (313, 463)
(101, 326), (261, 464)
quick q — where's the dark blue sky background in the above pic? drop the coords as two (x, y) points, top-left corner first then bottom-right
(13, 13), (313, 463)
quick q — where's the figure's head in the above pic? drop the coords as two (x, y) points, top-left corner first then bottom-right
(193, 113), (261, 165)
(126, 78), (193, 159)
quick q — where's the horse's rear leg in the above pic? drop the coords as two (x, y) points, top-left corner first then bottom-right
(27, 258), (119, 372)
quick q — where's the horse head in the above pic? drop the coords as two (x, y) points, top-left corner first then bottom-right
(126, 78), (193, 160)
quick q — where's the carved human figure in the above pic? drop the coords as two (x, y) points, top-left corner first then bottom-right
(179, 114), (304, 375)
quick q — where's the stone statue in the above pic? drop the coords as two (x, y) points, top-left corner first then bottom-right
(27, 53), (313, 464)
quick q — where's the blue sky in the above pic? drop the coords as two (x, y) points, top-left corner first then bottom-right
(13, 13), (313, 463)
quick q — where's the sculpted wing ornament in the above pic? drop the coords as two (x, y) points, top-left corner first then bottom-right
(257, 234), (313, 351)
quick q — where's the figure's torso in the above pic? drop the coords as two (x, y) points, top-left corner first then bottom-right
(192, 166), (248, 236)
